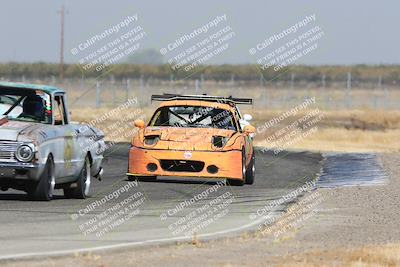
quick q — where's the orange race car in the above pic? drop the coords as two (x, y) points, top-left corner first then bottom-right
(127, 94), (256, 186)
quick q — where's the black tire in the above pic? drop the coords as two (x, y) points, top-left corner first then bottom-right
(27, 155), (55, 201)
(245, 151), (255, 185)
(128, 175), (157, 182)
(227, 150), (246, 186)
(227, 178), (244, 186)
(64, 156), (91, 199)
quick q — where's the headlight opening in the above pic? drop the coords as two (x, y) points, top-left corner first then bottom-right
(16, 144), (34, 162)
(212, 136), (228, 148)
(144, 135), (160, 146)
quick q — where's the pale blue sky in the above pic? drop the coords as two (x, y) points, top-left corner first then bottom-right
(0, 0), (397, 64)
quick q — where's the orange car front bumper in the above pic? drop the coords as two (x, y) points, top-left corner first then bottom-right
(128, 146), (243, 180)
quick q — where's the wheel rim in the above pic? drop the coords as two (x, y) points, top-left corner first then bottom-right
(83, 160), (91, 196)
(48, 161), (55, 198)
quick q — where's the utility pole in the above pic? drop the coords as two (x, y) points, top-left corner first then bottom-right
(57, 5), (67, 82)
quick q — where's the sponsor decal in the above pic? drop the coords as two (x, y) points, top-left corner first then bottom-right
(183, 150), (192, 159)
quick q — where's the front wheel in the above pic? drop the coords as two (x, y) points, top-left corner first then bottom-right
(245, 152), (255, 185)
(64, 156), (91, 199)
(27, 155), (55, 201)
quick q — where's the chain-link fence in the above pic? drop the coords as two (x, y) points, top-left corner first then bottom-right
(3, 76), (400, 110)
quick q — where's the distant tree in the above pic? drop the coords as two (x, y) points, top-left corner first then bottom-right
(126, 49), (164, 65)
(1, 63), (400, 83)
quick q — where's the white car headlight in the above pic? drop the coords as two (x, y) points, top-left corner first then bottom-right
(16, 144), (34, 162)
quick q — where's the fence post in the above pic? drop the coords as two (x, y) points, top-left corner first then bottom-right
(126, 78), (130, 101)
(140, 75), (144, 104)
(112, 84), (116, 107)
(51, 75), (56, 85)
(346, 72), (352, 109)
(384, 87), (388, 110)
(170, 74), (174, 90)
(80, 75), (84, 89)
(289, 73), (295, 107)
(262, 88), (267, 108)
(111, 75), (115, 106)
(96, 81), (101, 108)
(290, 73), (295, 90)
(378, 75), (382, 90)
(319, 74), (325, 109)
(195, 79), (199, 94)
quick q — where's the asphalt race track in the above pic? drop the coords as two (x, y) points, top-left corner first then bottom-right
(0, 144), (322, 260)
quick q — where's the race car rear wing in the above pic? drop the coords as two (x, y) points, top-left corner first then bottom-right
(151, 94), (253, 105)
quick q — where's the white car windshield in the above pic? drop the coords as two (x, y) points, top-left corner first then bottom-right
(0, 91), (52, 124)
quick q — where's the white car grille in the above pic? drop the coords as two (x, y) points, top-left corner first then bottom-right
(0, 141), (20, 162)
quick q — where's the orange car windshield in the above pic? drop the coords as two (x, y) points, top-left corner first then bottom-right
(149, 106), (237, 131)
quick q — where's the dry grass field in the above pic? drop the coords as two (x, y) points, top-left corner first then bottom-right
(272, 244), (400, 267)
(248, 109), (400, 153)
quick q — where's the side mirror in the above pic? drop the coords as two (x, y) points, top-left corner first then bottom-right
(134, 119), (145, 129)
(243, 114), (252, 121)
(243, 125), (256, 135)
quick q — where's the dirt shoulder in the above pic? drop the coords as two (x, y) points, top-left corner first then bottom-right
(2, 153), (399, 267)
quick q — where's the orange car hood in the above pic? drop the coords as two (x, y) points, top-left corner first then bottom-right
(143, 127), (236, 150)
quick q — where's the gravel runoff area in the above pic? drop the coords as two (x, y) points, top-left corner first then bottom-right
(1, 153), (399, 267)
